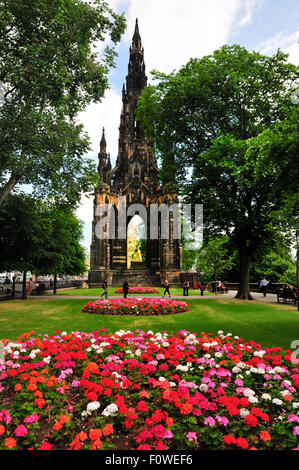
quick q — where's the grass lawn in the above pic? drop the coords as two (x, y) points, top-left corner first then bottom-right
(49, 287), (214, 296)
(0, 297), (298, 350)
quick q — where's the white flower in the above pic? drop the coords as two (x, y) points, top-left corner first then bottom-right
(102, 403), (118, 417)
(237, 362), (246, 369)
(292, 403), (299, 409)
(162, 342), (169, 347)
(243, 388), (255, 397)
(240, 408), (250, 418)
(272, 398), (283, 406)
(232, 367), (241, 374)
(170, 382), (176, 388)
(159, 377), (166, 382)
(215, 352), (222, 358)
(253, 350), (265, 358)
(248, 396), (258, 404)
(218, 330), (224, 335)
(176, 365), (189, 372)
(135, 349), (142, 357)
(87, 401), (101, 413)
(261, 393), (272, 400)
(281, 390), (292, 397)
(199, 384), (209, 393)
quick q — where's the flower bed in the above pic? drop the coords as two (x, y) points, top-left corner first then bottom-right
(114, 287), (160, 294)
(0, 329), (298, 451)
(82, 298), (189, 316)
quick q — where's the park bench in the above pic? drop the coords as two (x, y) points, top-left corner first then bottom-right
(276, 288), (298, 305)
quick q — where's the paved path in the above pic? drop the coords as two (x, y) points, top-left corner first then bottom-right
(31, 290), (281, 304)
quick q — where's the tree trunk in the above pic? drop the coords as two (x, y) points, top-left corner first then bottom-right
(0, 175), (18, 207)
(53, 274), (57, 295)
(214, 269), (218, 295)
(235, 247), (253, 300)
(22, 271), (27, 300)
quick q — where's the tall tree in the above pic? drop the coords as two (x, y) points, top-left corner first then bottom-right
(0, 0), (126, 206)
(137, 45), (299, 299)
(0, 194), (86, 297)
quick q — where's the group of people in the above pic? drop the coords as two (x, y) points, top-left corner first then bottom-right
(99, 279), (183, 299)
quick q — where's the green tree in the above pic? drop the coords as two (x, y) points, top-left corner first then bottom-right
(196, 237), (235, 293)
(0, 0), (126, 206)
(137, 45), (299, 299)
(0, 193), (86, 298)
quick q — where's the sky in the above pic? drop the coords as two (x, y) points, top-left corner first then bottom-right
(77, 0), (299, 252)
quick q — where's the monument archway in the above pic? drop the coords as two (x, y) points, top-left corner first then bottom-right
(88, 20), (182, 288)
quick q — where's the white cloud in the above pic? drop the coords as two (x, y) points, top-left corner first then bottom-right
(77, 87), (122, 161)
(124, 0), (256, 75)
(238, 0), (262, 27)
(259, 29), (299, 64)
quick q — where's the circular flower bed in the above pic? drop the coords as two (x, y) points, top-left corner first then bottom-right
(82, 298), (189, 316)
(114, 287), (160, 294)
(0, 329), (298, 450)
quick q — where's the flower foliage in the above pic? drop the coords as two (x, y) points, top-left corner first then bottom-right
(0, 329), (298, 450)
(82, 298), (189, 316)
(114, 287), (160, 294)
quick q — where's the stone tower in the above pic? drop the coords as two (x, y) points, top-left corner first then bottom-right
(88, 19), (182, 287)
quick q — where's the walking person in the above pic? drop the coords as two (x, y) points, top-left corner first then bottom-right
(123, 280), (129, 298)
(260, 277), (269, 297)
(163, 279), (171, 297)
(101, 279), (108, 299)
(27, 278), (33, 296)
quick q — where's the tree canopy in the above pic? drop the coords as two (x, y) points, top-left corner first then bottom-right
(137, 45), (299, 299)
(0, 194), (86, 297)
(0, 0), (126, 206)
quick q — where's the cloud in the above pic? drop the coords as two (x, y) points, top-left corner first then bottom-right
(258, 29), (299, 64)
(77, 87), (122, 161)
(123, 0), (258, 75)
(238, 0), (263, 27)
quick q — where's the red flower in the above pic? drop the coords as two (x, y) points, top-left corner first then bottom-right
(235, 437), (249, 449)
(244, 414), (258, 428)
(223, 435), (236, 445)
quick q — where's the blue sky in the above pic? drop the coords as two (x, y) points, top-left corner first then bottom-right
(75, 0), (299, 250)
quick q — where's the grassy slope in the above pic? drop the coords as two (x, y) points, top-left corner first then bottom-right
(0, 298), (298, 350)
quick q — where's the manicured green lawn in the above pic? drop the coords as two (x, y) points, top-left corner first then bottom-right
(0, 297), (298, 350)
(50, 287), (213, 296)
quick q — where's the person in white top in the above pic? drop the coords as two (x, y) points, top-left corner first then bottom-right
(260, 278), (269, 297)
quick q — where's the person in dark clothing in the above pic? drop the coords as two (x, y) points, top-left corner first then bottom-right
(183, 280), (189, 296)
(123, 280), (129, 298)
(101, 279), (108, 299)
(163, 280), (171, 297)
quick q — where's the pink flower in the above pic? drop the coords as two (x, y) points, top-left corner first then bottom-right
(14, 425), (28, 437)
(24, 414), (39, 424)
(293, 426), (299, 436)
(187, 432), (197, 442)
(204, 417), (216, 427)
